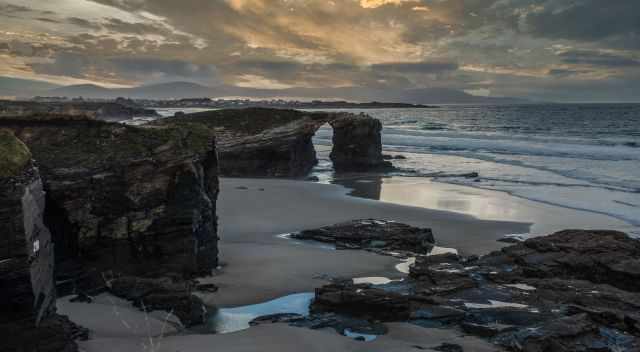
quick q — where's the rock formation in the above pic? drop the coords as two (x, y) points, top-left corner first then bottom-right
(329, 115), (391, 171)
(0, 129), (83, 351)
(155, 108), (391, 177)
(0, 100), (158, 121)
(288, 223), (640, 351)
(0, 116), (219, 293)
(292, 219), (435, 252)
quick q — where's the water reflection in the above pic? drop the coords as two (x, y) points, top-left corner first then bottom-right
(333, 176), (630, 235)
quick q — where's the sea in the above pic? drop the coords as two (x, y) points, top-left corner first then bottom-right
(310, 104), (640, 237)
(143, 104), (640, 237)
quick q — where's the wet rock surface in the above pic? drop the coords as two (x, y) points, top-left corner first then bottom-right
(155, 108), (392, 177)
(292, 219), (435, 253)
(0, 131), (80, 351)
(287, 223), (640, 351)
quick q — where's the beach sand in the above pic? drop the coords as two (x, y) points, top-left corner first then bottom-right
(206, 177), (529, 307)
(78, 322), (499, 352)
(65, 176), (622, 351)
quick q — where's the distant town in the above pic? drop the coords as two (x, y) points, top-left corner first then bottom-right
(30, 96), (436, 110)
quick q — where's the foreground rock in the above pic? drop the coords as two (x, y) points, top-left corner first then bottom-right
(295, 223), (640, 351)
(292, 219), (435, 252)
(108, 276), (208, 326)
(480, 229), (640, 292)
(0, 130), (84, 351)
(0, 100), (158, 121)
(0, 116), (219, 325)
(155, 108), (392, 177)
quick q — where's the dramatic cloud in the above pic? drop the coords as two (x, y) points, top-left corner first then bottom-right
(0, 0), (638, 101)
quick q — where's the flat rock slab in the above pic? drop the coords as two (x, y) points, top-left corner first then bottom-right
(293, 219), (435, 253)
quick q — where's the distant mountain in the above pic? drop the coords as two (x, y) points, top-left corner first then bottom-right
(0, 77), (62, 97)
(4, 77), (529, 104)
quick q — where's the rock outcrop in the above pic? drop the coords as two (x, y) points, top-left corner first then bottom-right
(0, 129), (82, 351)
(479, 229), (640, 292)
(290, 223), (640, 351)
(0, 100), (158, 121)
(154, 108), (391, 177)
(0, 117), (219, 293)
(329, 115), (391, 171)
(292, 219), (435, 252)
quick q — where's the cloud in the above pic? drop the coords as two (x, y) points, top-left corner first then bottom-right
(558, 49), (640, 68)
(67, 17), (102, 30)
(30, 52), (220, 85)
(371, 61), (458, 73)
(0, 0), (638, 101)
(522, 0), (640, 42)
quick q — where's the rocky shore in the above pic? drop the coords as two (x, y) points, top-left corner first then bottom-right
(2, 108), (637, 352)
(283, 222), (640, 351)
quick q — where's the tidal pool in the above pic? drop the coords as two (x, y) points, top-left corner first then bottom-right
(210, 292), (314, 334)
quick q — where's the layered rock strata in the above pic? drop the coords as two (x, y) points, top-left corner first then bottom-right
(0, 129), (82, 351)
(0, 117), (219, 291)
(155, 108), (391, 177)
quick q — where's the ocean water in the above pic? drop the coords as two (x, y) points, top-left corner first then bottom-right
(311, 104), (640, 236)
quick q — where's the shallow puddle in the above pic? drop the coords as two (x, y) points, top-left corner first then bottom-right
(210, 293), (314, 333)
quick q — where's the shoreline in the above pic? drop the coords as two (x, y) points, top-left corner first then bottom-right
(63, 176), (638, 351)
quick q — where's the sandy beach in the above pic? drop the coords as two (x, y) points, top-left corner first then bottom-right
(205, 177), (530, 307)
(53, 175), (638, 351)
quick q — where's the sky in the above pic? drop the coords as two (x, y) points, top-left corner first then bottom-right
(0, 0), (639, 102)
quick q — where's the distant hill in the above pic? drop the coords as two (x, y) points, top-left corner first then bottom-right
(0, 77), (62, 97)
(3, 77), (529, 104)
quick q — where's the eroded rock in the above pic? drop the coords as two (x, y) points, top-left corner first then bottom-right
(293, 219), (435, 253)
(154, 108), (392, 177)
(0, 130), (80, 351)
(296, 224), (640, 351)
(0, 117), (219, 295)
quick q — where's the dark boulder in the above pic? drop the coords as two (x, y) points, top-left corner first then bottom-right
(108, 276), (208, 327)
(312, 282), (412, 321)
(293, 219), (435, 253)
(480, 230), (640, 292)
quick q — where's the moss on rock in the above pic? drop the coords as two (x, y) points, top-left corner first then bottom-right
(0, 129), (31, 177)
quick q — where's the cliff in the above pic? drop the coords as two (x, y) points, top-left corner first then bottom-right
(0, 100), (159, 121)
(155, 108), (391, 177)
(0, 129), (81, 351)
(0, 117), (219, 290)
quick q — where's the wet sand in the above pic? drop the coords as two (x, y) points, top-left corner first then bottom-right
(206, 177), (530, 307)
(78, 322), (500, 352)
(333, 176), (633, 235)
(65, 177), (537, 351)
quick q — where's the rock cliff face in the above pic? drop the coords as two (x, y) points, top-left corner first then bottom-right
(0, 129), (80, 351)
(155, 108), (391, 177)
(329, 115), (391, 172)
(0, 100), (158, 121)
(0, 117), (219, 292)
